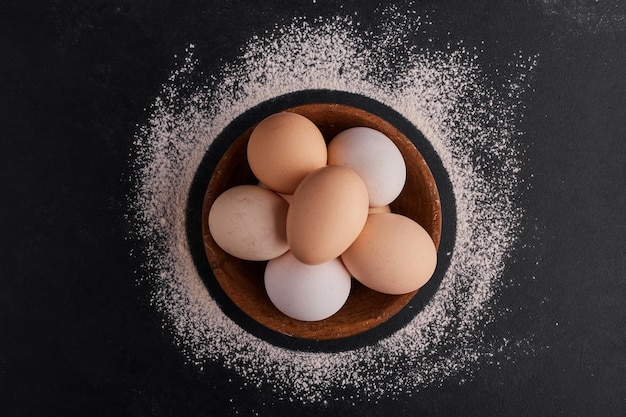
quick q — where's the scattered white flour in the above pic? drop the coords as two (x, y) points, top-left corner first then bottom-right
(535, 0), (626, 33)
(128, 14), (536, 403)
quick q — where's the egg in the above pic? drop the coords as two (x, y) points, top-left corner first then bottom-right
(247, 112), (327, 195)
(264, 251), (352, 321)
(286, 165), (369, 265)
(341, 213), (437, 295)
(328, 127), (406, 207)
(208, 184), (289, 261)
(368, 205), (391, 214)
(258, 181), (293, 204)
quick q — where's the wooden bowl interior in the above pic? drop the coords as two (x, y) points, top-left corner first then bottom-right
(202, 103), (441, 340)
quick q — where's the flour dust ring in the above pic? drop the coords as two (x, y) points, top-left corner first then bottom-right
(186, 90), (456, 352)
(129, 15), (533, 402)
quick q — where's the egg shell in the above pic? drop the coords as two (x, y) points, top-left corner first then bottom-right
(368, 205), (391, 214)
(341, 212), (437, 295)
(247, 112), (327, 195)
(208, 184), (289, 261)
(328, 126), (406, 207)
(258, 181), (293, 204)
(287, 165), (369, 265)
(264, 251), (352, 321)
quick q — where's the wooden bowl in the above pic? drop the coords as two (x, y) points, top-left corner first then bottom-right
(202, 103), (441, 340)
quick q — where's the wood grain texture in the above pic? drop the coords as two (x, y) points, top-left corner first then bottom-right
(202, 103), (441, 340)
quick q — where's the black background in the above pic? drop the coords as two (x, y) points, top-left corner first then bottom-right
(2, 0), (625, 416)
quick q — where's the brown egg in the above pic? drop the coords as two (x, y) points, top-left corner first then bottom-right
(247, 112), (327, 195)
(341, 213), (437, 295)
(286, 165), (369, 265)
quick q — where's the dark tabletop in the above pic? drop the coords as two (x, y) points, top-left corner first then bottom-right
(2, 1), (625, 416)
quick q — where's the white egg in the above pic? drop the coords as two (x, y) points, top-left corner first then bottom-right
(264, 251), (352, 321)
(328, 127), (406, 207)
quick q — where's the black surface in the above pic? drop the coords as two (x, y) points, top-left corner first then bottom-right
(2, 1), (625, 416)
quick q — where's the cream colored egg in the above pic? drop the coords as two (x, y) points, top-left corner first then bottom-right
(208, 185), (289, 261)
(247, 112), (327, 195)
(258, 181), (293, 204)
(341, 213), (437, 295)
(287, 165), (369, 265)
